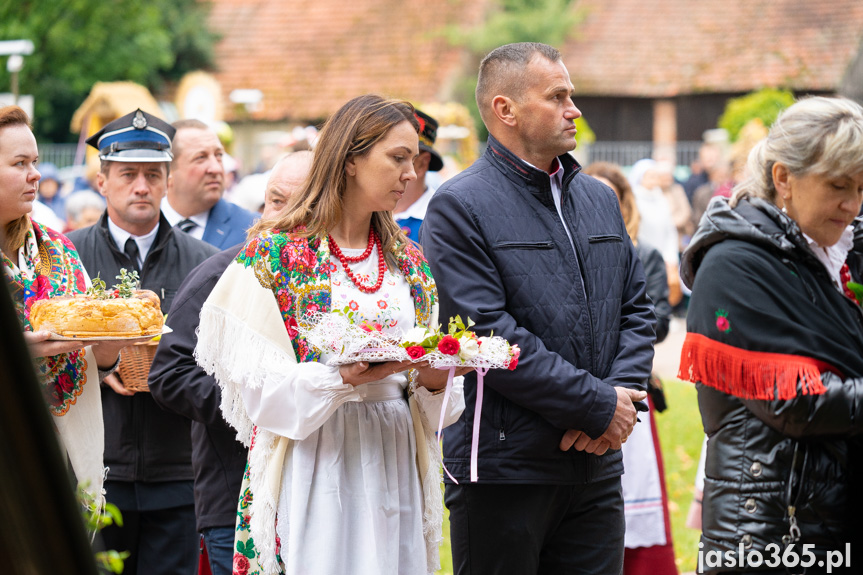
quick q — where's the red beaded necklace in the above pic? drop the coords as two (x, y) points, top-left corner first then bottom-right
(328, 229), (387, 294)
(333, 227), (375, 263)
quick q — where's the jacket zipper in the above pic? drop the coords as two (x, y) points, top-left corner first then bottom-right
(133, 394), (144, 479)
(497, 397), (507, 441)
(561, 199), (596, 372)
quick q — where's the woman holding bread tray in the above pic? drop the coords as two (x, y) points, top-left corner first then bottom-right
(196, 95), (469, 574)
(0, 105), (131, 511)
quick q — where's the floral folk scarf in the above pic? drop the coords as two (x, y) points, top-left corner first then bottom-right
(236, 226), (437, 362)
(2, 219), (89, 414)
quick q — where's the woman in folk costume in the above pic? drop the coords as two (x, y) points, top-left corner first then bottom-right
(678, 96), (863, 574)
(195, 94), (466, 575)
(584, 161), (678, 575)
(0, 106), (126, 508)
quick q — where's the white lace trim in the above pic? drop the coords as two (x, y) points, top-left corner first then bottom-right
(195, 303), (298, 446)
(803, 225), (854, 290)
(248, 428), (283, 573)
(411, 395), (443, 573)
(195, 302), (295, 572)
(300, 310), (409, 364)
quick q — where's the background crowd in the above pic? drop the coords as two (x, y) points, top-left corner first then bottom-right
(3, 38), (863, 575)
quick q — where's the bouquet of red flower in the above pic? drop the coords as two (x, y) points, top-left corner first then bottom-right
(401, 316), (519, 486)
(400, 315), (519, 371)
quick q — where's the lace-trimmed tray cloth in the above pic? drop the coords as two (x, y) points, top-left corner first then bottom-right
(300, 312), (519, 482)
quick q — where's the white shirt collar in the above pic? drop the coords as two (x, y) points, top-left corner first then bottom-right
(521, 157), (573, 249)
(107, 217), (160, 269)
(394, 184), (437, 222)
(547, 158), (564, 189)
(160, 197), (209, 240)
(521, 156), (563, 180)
(803, 225), (855, 290)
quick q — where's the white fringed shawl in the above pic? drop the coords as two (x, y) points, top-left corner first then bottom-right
(195, 259), (445, 574)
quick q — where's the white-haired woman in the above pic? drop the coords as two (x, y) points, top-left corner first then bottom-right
(679, 96), (863, 574)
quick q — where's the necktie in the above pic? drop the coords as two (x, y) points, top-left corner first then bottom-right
(177, 218), (197, 233)
(123, 238), (140, 272)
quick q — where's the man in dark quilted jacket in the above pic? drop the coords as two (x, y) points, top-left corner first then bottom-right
(422, 42), (655, 575)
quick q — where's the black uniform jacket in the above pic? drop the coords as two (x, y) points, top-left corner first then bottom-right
(67, 212), (217, 483)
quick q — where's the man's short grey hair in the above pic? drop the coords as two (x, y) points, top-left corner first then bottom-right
(65, 190), (105, 221)
(171, 118), (209, 131)
(475, 42), (562, 125)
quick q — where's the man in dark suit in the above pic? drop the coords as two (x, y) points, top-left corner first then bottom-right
(162, 119), (257, 249)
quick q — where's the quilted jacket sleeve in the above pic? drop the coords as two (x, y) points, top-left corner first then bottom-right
(600, 235), (656, 392)
(149, 246), (244, 427)
(422, 189), (620, 439)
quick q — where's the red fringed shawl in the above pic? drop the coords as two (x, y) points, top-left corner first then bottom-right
(678, 333), (839, 401)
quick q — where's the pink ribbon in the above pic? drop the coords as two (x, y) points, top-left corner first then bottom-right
(470, 367), (489, 482)
(436, 366), (458, 483)
(435, 365), (490, 484)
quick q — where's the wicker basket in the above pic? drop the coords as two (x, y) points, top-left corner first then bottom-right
(118, 341), (159, 392)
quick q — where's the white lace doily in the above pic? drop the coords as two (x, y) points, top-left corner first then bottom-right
(299, 311), (409, 365)
(299, 312), (517, 369)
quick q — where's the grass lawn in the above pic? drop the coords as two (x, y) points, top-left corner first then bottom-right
(438, 505), (454, 575)
(655, 377), (703, 573)
(435, 377), (704, 575)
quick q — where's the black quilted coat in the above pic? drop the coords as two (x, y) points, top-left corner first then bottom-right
(682, 197), (863, 573)
(421, 135), (655, 484)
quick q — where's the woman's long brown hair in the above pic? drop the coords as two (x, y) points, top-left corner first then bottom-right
(583, 161), (641, 242)
(248, 94), (419, 265)
(0, 106), (34, 256)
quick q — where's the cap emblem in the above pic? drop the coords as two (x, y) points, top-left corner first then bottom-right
(132, 110), (148, 130)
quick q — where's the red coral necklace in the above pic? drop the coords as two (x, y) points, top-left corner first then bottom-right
(329, 228), (386, 294)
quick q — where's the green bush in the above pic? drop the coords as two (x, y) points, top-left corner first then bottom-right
(718, 88), (794, 142)
(78, 486), (129, 574)
(575, 116), (595, 145)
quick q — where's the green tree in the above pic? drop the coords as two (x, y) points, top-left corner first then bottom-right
(444, 0), (586, 139)
(718, 88), (795, 142)
(0, 0), (218, 142)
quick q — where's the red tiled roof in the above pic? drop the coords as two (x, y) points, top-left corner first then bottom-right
(561, 0), (863, 97)
(208, 0), (863, 119)
(208, 0), (489, 122)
